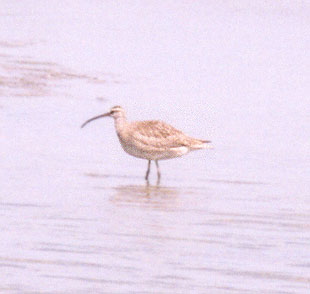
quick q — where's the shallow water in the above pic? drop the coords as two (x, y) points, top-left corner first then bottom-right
(1, 1), (310, 293)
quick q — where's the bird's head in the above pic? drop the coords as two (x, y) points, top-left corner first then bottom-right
(109, 105), (125, 119)
(81, 105), (125, 128)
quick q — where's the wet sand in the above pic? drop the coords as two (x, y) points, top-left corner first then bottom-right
(1, 1), (310, 293)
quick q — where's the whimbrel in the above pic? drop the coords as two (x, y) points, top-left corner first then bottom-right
(81, 106), (212, 181)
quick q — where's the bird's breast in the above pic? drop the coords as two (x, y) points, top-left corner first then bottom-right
(116, 132), (147, 159)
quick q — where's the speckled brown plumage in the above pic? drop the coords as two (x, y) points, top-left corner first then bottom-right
(81, 106), (212, 181)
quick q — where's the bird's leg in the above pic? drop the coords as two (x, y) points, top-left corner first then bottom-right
(145, 160), (151, 181)
(155, 160), (161, 183)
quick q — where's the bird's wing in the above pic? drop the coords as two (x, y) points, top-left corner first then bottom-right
(129, 120), (202, 149)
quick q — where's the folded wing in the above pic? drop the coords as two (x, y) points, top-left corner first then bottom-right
(129, 120), (208, 150)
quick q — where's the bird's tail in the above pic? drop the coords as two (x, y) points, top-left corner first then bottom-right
(191, 140), (213, 150)
(201, 140), (213, 149)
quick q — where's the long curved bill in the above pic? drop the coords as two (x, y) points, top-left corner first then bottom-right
(81, 112), (111, 128)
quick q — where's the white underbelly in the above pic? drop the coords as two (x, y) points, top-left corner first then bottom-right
(118, 136), (190, 160)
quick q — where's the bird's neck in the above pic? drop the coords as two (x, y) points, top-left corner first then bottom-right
(114, 116), (128, 134)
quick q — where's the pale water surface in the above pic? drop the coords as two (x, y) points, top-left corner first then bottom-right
(1, 1), (310, 293)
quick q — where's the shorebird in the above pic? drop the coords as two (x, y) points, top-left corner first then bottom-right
(81, 106), (212, 181)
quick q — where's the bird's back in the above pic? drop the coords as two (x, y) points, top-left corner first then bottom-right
(127, 120), (209, 149)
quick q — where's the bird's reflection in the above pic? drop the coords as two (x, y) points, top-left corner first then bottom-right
(110, 183), (180, 210)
